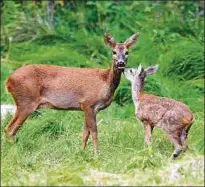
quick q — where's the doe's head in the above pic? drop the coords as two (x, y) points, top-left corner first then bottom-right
(104, 32), (140, 70)
(124, 64), (159, 83)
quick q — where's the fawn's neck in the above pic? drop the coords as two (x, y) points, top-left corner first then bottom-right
(108, 61), (122, 93)
(131, 79), (144, 112)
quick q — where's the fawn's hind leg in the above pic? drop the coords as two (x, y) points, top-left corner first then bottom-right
(166, 131), (183, 159)
(180, 125), (192, 151)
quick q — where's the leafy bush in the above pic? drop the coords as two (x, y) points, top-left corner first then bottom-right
(159, 38), (204, 81)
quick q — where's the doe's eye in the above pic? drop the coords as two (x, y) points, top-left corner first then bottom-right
(125, 51), (129, 55)
(113, 51), (117, 55)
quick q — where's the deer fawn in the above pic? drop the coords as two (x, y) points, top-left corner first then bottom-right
(124, 64), (194, 158)
(4, 32), (139, 153)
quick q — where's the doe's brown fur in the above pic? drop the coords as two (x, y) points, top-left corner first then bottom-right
(5, 32), (139, 153)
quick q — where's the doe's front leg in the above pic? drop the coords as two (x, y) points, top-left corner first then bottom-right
(83, 107), (99, 154)
(81, 124), (90, 150)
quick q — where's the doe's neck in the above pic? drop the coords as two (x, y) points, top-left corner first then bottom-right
(108, 60), (122, 92)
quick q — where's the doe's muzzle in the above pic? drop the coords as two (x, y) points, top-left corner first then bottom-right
(117, 60), (126, 69)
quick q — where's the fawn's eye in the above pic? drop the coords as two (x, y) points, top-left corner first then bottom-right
(129, 69), (132, 73)
(113, 51), (117, 55)
(125, 51), (129, 55)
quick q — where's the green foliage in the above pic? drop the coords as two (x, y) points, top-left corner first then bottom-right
(1, 1), (21, 25)
(1, 63), (13, 103)
(159, 38), (204, 81)
(1, 1), (204, 186)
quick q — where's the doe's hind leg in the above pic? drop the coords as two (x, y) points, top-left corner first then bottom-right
(4, 111), (19, 141)
(4, 104), (37, 140)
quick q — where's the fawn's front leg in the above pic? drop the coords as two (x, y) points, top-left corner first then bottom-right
(143, 121), (154, 146)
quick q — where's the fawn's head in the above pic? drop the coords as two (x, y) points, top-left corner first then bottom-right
(124, 64), (158, 85)
(104, 32), (139, 70)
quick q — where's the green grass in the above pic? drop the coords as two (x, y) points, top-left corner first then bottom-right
(1, 103), (204, 186)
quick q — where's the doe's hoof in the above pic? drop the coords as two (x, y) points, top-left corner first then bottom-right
(4, 129), (15, 143)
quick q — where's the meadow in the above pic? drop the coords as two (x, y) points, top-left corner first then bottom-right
(1, 1), (204, 186)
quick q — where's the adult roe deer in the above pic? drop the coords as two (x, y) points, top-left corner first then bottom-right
(5, 32), (140, 153)
(124, 64), (194, 158)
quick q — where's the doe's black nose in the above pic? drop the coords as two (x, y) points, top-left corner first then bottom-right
(118, 61), (125, 65)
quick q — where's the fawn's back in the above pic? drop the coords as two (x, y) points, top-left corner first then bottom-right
(124, 65), (194, 158)
(137, 93), (194, 130)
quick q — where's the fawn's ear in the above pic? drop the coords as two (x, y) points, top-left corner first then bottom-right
(104, 33), (116, 48)
(137, 64), (143, 75)
(124, 32), (140, 49)
(145, 65), (159, 76)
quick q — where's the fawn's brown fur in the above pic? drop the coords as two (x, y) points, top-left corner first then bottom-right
(124, 64), (194, 158)
(4, 32), (139, 153)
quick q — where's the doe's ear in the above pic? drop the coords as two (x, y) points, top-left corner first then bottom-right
(145, 65), (159, 76)
(104, 33), (116, 48)
(124, 32), (140, 49)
